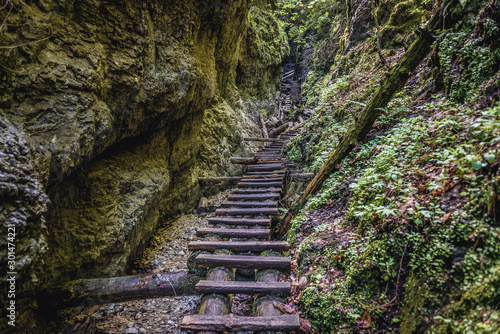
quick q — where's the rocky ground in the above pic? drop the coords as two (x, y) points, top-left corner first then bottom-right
(90, 191), (231, 334)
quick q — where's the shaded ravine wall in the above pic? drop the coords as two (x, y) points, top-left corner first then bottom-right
(0, 0), (287, 331)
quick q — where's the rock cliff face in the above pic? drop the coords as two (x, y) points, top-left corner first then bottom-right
(0, 0), (287, 331)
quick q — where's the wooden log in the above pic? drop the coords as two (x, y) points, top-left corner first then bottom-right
(181, 314), (300, 332)
(254, 155), (283, 159)
(188, 241), (290, 252)
(197, 228), (270, 239)
(243, 138), (282, 142)
(247, 164), (284, 172)
(195, 281), (291, 295)
(230, 157), (256, 164)
(298, 4), (446, 203)
(194, 254), (291, 271)
(37, 272), (201, 309)
(228, 193), (280, 200)
(260, 114), (269, 139)
(221, 201), (277, 208)
(242, 174), (284, 179)
(237, 182), (283, 188)
(231, 188), (282, 193)
(238, 177), (282, 182)
(268, 124), (289, 138)
(207, 217), (271, 225)
(215, 207), (279, 216)
(245, 170), (284, 174)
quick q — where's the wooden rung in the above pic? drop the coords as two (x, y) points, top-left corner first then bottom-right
(256, 149), (282, 153)
(247, 164), (283, 171)
(221, 201), (277, 208)
(207, 217), (271, 226)
(188, 241), (290, 252)
(181, 314), (300, 331)
(215, 207), (279, 216)
(197, 228), (270, 239)
(239, 178), (282, 182)
(254, 155), (284, 158)
(242, 174), (283, 179)
(232, 188), (282, 194)
(237, 182), (283, 188)
(256, 161), (289, 165)
(195, 280), (291, 295)
(194, 254), (291, 270)
(245, 171), (285, 175)
(228, 193), (280, 200)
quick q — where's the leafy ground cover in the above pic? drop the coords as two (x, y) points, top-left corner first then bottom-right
(279, 1), (500, 332)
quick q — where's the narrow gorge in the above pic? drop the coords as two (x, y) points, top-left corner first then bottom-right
(2, 0), (500, 333)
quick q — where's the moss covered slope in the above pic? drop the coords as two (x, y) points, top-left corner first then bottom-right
(282, 0), (500, 332)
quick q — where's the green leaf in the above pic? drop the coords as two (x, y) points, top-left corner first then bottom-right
(484, 152), (495, 164)
(472, 160), (482, 170)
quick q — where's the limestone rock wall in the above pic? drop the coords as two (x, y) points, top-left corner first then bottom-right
(0, 0), (288, 331)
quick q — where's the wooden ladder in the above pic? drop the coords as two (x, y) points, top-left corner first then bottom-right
(181, 130), (301, 333)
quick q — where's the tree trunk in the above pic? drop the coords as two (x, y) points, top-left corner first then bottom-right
(298, 3), (445, 204)
(37, 272), (201, 309)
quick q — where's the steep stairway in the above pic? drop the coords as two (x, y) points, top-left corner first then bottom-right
(181, 129), (301, 333)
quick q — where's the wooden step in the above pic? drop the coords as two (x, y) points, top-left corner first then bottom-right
(245, 171), (284, 175)
(247, 164), (284, 172)
(242, 174), (283, 179)
(207, 217), (271, 226)
(256, 161), (289, 165)
(232, 188), (282, 194)
(257, 158), (286, 162)
(238, 177), (282, 182)
(228, 193), (280, 200)
(188, 241), (290, 252)
(195, 280), (291, 295)
(237, 181), (283, 188)
(194, 254), (291, 270)
(256, 149), (282, 153)
(196, 228), (270, 239)
(221, 201), (277, 208)
(181, 314), (300, 332)
(215, 207), (279, 216)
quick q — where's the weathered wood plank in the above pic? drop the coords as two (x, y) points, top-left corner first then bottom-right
(237, 182), (283, 188)
(197, 228), (270, 238)
(238, 177), (282, 182)
(221, 201), (277, 208)
(232, 188), (282, 193)
(269, 124), (289, 138)
(215, 207), (279, 216)
(228, 193), (280, 200)
(247, 164), (284, 172)
(38, 272), (201, 309)
(245, 171), (284, 175)
(195, 281), (291, 295)
(194, 254), (291, 270)
(181, 314), (300, 331)
(188, 241), (290, 252)
(242, 174), (284, 179)
(206, 217), (271, 226)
